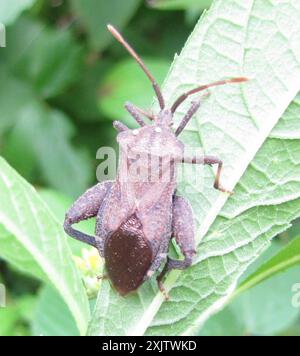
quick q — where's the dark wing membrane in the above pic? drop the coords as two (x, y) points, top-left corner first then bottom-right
(104, 214), (152, 295)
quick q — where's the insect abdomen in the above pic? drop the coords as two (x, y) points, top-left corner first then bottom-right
(104, 213), (152, 295)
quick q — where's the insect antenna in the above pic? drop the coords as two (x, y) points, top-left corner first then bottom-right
(107, 24), (165, 110)
(171, 77), (249, 114)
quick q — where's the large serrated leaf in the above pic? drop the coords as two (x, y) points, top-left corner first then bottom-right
(0, 158), (90, 335)
(88, 0), (300, 336)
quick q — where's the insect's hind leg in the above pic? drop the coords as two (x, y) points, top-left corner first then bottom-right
(157, 196), (196, 293)
(64, 181), (113, 248)
(145, 246), (170, 300)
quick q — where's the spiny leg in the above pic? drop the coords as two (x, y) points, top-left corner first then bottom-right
(175, 93), (210, 136)
(149, 249), (171, 300)
(157, 196), (196, 292)
(182, 155), (233, 195)
(145, 249), (169, 300)
(156, 262), (170, 300)
(64, 181), (113, 247)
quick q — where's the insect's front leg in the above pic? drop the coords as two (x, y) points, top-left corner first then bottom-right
(64, 181), (114, 247)
(175, 92), (210, 136)
(180, 155), (233, 195)
(157, 196), (196, 290)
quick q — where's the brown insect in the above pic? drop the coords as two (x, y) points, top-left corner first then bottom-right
(64, 24), (248, 297)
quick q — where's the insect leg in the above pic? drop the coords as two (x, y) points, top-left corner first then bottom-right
(175, 93), (210, 136)
(64, 181), (114, 247)
(145, 244), (171, 301)
(181, 155), (233, 194)
(157, 196), (196, 287)
(145, 246), (169, 281)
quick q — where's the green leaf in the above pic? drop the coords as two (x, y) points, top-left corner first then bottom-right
(0, 68), (36, 133)
(280, 220), (300, 239)
(10, 19), (84, 99)
(0, 158), (90, 334)
(56, 61), (109, 122)
(99, 58), (170, 126)
(0, 59), (91, 197)
(38, 189), (74, 226)
(199, 241), (300, 335)
(0, 295), (36, 336)
(197, 307), (244, 336)
(71, 0), (141, 50)
(200, 266), (300, 336)
(32, 286), (80, 336)
(0, 307), (20, 336)
(280, 321), (300, 336)
(271, 94), (300, 140)
(148, 0), (212, 11)
(3, 105), (92, 198)
(236, 236), (300, 297)
(0, 0), (35, 25)
(2, 16), (44, 69)
(88, 0), (300, 336)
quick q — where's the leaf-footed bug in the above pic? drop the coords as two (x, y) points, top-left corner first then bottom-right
(64, 24), (248, 298)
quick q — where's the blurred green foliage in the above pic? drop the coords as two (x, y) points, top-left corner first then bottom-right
(0, 0), (299, 336)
